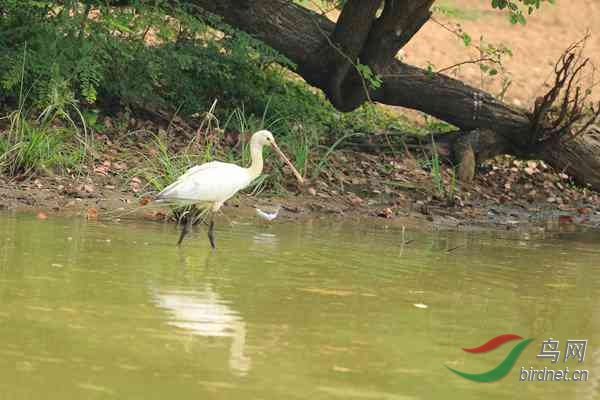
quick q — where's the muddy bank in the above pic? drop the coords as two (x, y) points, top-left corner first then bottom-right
(2, 148), (600, 234)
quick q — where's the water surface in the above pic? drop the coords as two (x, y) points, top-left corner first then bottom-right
(0, 213), (598, 399)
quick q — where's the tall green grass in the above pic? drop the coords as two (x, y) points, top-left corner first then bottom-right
(429, 136), (456, 203)
(0, 111), (86, 176)
(0, 45), (92, 177)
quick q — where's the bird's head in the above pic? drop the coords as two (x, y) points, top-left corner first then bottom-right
(251, 129), (304, 185)
(252, 130), (276, 147)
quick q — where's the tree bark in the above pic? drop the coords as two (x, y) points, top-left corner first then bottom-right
(318, 0), (382, 108)
(541, 132), (600, 191)
(190, 0), (529, 134)
(361, 0), (435, 68)
(184, 0), (600, 191)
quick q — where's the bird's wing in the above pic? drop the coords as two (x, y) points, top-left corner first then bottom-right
(156, 161), (250, 203)
(156, 161), (229, 199)
(177, 161), (232, 181)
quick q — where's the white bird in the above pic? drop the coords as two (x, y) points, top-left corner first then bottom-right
(155, 130), (304, 248)
(255, 205), (281, 221)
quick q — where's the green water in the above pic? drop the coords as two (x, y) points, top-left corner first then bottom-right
(0, 213), (598, 399)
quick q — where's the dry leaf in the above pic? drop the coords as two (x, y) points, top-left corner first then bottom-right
(130, 177), (142, 193)
(377, 207), (394, 218)
(558, 215), (573, 224)
(86, 207), (98, 220)
(94, 161), (111, 176)
(349, 194), (364, 206)
(524, 167), (536, 176)
(139, 196), (152, 206)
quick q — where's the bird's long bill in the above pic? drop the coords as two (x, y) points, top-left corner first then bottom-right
(272, 143), (305, 185)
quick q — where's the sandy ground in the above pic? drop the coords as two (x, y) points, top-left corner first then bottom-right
(405, 0), (600, 110)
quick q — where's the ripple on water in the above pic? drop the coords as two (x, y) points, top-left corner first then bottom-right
(0, 213), (597, 400)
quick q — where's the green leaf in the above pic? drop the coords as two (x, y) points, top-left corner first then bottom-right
(461, 33), (472, 47)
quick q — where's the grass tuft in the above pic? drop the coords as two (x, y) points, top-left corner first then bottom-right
(0, 110), (87, 176)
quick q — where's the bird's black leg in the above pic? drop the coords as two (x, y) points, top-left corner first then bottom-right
(207, 213), (216, 249)
(177, 214), (193, 246)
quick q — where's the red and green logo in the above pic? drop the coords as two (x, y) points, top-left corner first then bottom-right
(446, 334), (534, 382)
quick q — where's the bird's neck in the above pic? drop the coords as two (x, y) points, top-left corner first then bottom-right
(246, 141), (264, 180)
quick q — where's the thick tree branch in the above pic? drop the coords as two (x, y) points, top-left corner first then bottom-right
(319, 0), (382, 108)
(189, 0), (528, 134)
(362, 0), (435, 68)
(330, 0), (381, 61)
(180, 0), (600, 190)
(374, 62), (532, 140)
(184, 0), (330, 86)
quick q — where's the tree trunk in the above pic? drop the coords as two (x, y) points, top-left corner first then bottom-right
(433, 128), (600, 190)
(184, 0), (600, 191)
(541, 131), (600, 191)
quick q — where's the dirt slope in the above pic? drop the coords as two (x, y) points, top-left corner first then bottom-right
(404, 0), (600, 111)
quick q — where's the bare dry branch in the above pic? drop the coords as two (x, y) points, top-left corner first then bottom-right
(530, 32), (599, 146)
(436, 57), (497, 75)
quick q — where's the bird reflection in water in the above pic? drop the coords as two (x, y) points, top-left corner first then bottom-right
(154, 286), (251, 376)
